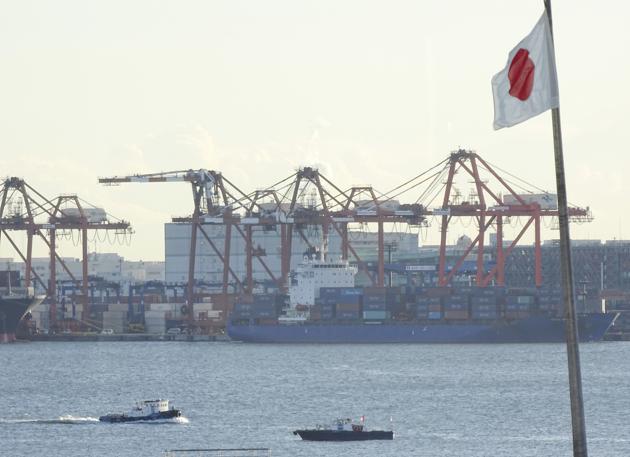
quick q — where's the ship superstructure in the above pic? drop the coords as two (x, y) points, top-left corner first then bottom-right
(289, 255), (357, 308)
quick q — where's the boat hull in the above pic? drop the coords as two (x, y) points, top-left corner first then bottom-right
(228, 313), (617, 344)
(99, 409), (181, 423)
(0, 296), (43, 343)
(294, 429), (393, 441)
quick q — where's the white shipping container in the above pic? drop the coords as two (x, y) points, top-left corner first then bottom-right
(32, 311), (49, 329)
(355, 199), (400, 211)
(196, 310), (221, 319)
(503, 193), (557, 210)
(107, 303), (128, 312)
(103, 311), (126, 322)
(148, 303), (177, 312)
(33, 303), (50, 313)
(58, 207), (108, 223)
(145, 309), (167, 316)
(103, 310), (126, 317)
(193, 302), (214, 311)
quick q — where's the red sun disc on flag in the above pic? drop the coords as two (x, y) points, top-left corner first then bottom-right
(508, 48), (535, 101)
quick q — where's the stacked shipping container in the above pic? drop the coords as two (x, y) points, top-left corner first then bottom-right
(231, 294), (283, 321)
(363, 287), (388, 320)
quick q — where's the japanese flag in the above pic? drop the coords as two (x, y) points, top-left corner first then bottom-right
(492, 12), (559, 130)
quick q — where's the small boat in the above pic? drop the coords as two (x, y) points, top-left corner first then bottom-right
(99, 399), (182, 423)
(293, 417), (393, 441)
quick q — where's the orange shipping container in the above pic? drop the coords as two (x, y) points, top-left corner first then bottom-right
(336, 303), (360, 311)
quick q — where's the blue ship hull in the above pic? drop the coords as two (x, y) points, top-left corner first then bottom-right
(227, 313), (617, 344)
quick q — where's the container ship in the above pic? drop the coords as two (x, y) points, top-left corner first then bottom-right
(227, 257), (617, 344)
(0, 286), (45, 343)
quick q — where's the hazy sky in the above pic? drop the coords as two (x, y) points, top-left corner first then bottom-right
(1, 0), (628, 261)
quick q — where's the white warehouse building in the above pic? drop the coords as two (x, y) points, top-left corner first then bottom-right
(165, 223), (343, 285)
(164, 223), (420, 285)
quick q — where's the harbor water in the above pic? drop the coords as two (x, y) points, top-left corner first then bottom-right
(1, 341), (630, 456)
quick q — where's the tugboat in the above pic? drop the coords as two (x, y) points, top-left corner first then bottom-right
(293, 417), (393, 441)
(99, 399), (182, 423)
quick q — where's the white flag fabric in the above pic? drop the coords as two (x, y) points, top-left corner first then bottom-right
(492, 12), (559, 130)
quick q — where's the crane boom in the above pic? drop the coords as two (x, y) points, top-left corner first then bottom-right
(99, 169), (215, 185)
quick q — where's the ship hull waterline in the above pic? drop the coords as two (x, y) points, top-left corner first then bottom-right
(294, 429), (393, 441)
(0, 296), (43, 343)
(228, 313), (617, 344)
(99, 409), (182, 423)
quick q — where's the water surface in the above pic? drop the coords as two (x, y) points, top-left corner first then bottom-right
(1, 341), (629, 456)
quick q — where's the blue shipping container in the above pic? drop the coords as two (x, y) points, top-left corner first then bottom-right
(364, 295), (387, 304)
(337, 312), (360, 320)
(252, 309), (277, 318)
(472, 311), (498, 319)
(340, 287), (363, 296)
(364, 302), (387, 311)
(444, 302), (467, 310)
(449, 294), (469, 302)
(319, 287), (341, 299)
(417, 297), (441, 306)
(505, 303), (533, 311)
(253, 294), (275, 305)
(471, 296), (496, 305)
(234, 303), (253, 311)
(471, 303), (496, 311)
(471, 287), (504, 297)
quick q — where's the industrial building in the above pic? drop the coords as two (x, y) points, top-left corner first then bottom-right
(164, 222), (419, 285)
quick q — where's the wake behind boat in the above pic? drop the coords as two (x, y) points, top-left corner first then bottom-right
(99, 399), (182, 423)
(294, 418), (393, 441)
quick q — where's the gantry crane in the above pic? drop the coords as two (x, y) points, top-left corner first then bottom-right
(99, 169), (285, 326)
(385, 149), (592, 287)
(434, 150), (591, 287)
(101, 148), (594, 312)
(246, 166), (428, 288)
(0, 177), (131, 329)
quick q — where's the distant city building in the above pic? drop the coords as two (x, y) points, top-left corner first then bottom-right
(4, 253), (164, 294)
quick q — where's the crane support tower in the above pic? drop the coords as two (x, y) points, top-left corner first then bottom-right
(99, 169), (284, 327)
(433, 150), (591, 287)
(0, 177), (131, 330)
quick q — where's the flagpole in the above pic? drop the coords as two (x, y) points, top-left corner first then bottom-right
(543, 1), (588, 456)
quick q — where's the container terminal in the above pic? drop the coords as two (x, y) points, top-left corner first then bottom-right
(0, 149), (628, 341)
